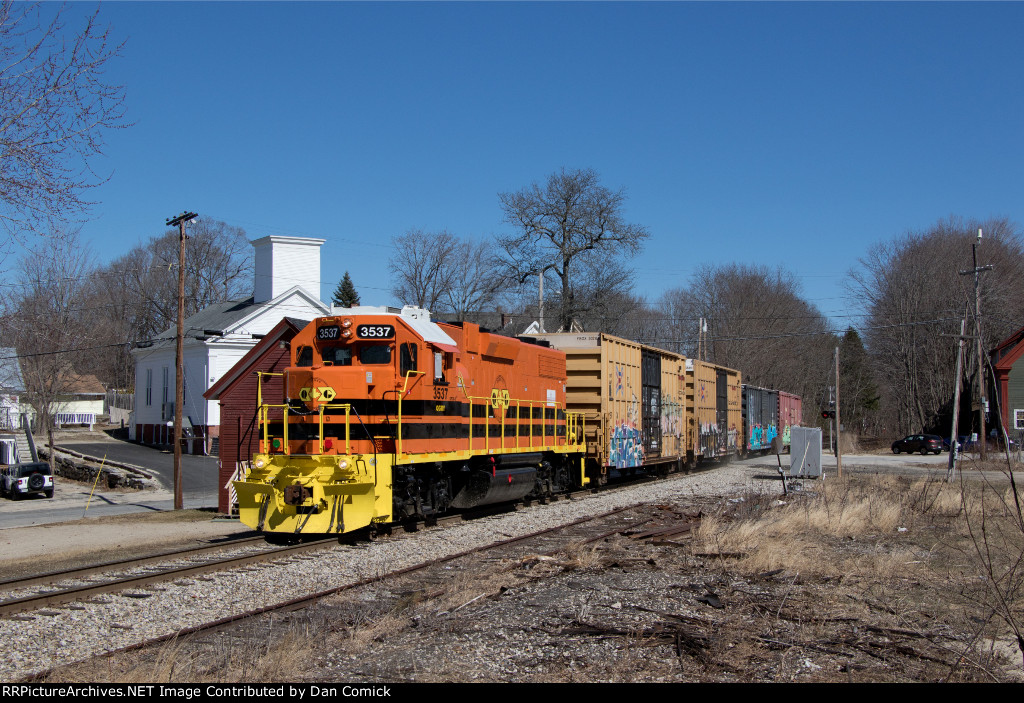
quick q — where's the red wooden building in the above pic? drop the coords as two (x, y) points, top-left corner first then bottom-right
(991, 325), (1024, 437)
(203, 318), (307, 514)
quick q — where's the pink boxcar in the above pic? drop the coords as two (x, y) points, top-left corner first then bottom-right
(778, 391), (802, 450)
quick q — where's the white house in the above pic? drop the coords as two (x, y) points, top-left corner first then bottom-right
(131, 236), (329, 454)
(0, 348), (29, 430)
(53, 373), (105, 429)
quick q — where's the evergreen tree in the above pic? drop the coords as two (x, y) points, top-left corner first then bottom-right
(839, 327), (880, 434)
(332, 272), (360, 308)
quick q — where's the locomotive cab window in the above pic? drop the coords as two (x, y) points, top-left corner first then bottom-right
(433, 351), (445, 384)
(359, 344), (393, 365)
(296, 346), (313, 367)
(321, 345), (352, 366)
(400, 343), (417, 377)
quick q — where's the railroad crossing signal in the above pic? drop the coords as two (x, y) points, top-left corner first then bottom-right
(821, 410), (836, 419)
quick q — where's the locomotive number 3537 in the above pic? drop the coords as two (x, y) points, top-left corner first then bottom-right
(356, 324), (395, 339)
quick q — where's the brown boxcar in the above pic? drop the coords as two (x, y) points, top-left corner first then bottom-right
(530, 332), (686, 479)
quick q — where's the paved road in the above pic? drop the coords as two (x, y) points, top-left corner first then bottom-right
(56, 438), (221, 499)
(0, 485), (213, 530)
(0, 433), (221, 530)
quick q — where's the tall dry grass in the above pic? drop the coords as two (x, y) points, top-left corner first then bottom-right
(693, 476), (967, 578)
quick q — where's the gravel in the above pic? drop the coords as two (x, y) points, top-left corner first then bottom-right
(0, 462), (770, 681)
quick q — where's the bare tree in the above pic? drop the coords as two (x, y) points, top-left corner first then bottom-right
(2, 230), (96, 466)
(442, 237), (504, 321)
(85, 218), (252, 387)
(388, 230), (505, 320)
(389, 229), (459, 312)
(658, 263), (834, 419)
(848, 216), (1024, 436)
(0, 2), (128, 248)
(497, 168), (649, 332)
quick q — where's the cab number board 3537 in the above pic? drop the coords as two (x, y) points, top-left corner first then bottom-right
(357, 324), (395, 339)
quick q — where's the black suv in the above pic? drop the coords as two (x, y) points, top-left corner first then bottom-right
(1, 462), (54, 499)
(891, 434), (943, 455)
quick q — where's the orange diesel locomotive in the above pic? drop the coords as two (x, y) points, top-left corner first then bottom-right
(234, 306), (586, 537)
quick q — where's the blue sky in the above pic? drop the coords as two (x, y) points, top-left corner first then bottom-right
(60, 1), (1024, 328)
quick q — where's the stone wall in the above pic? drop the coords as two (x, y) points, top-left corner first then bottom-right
(37, 448), (159, 491)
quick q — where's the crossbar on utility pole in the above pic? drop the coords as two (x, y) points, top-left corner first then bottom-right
(165, 211), (198, 511)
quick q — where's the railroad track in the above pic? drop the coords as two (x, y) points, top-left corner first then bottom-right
(1, 473), (690, 622)
(0, 536), (338, 618)
(2, 466), (736, 682)
(18, 501), (657, 683)
(1, 483), (627, 620)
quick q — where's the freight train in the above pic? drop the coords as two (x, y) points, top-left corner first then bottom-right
(232, 306), (800, 538)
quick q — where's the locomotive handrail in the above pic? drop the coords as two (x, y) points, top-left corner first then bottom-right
(260, 403), (290, 454)
(397, 370), (426, 457)
(316, 403), (353, 456)
(455, 374), (582, 453)
(253, 368), (583, 459)
(256, 371), (283, 409)
(256, 372), (289, 455)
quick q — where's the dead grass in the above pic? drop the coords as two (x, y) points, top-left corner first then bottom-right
(50, 619), (319, 683)
(690, 473), (1024, 678)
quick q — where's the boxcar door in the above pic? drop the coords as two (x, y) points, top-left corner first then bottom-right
(641, 350), (662, 459)
(716, 369), (728, 454)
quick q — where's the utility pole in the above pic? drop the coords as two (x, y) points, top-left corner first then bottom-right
(946, 309), (969, 481)
(835, 346), (842, 478)
(166, 211), (198, 511)
(959, 229), (993, 461)
(538, 271), (545, 333)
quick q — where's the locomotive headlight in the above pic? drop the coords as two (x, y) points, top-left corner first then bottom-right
(254, 459), (265, 469)
(342, 329), (352, 338)
(341, 318), (352, 328)
(339, 460), (348, 469)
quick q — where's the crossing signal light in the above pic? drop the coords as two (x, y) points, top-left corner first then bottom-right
(821, 410), (835, 419)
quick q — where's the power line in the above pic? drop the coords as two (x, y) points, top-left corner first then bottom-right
(0, 343), (130, 361)
(633, 316), (962, 346)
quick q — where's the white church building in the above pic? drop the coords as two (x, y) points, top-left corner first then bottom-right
(131, 236), (329, 454)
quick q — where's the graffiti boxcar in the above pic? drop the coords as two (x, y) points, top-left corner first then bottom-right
(778, 390), (802, 450)
(531, 332), (686, 480)
(686, 359), (742, 463)
(742, 385), (780, 454)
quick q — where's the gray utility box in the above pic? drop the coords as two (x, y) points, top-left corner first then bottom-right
(789, 426), (823, 478)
